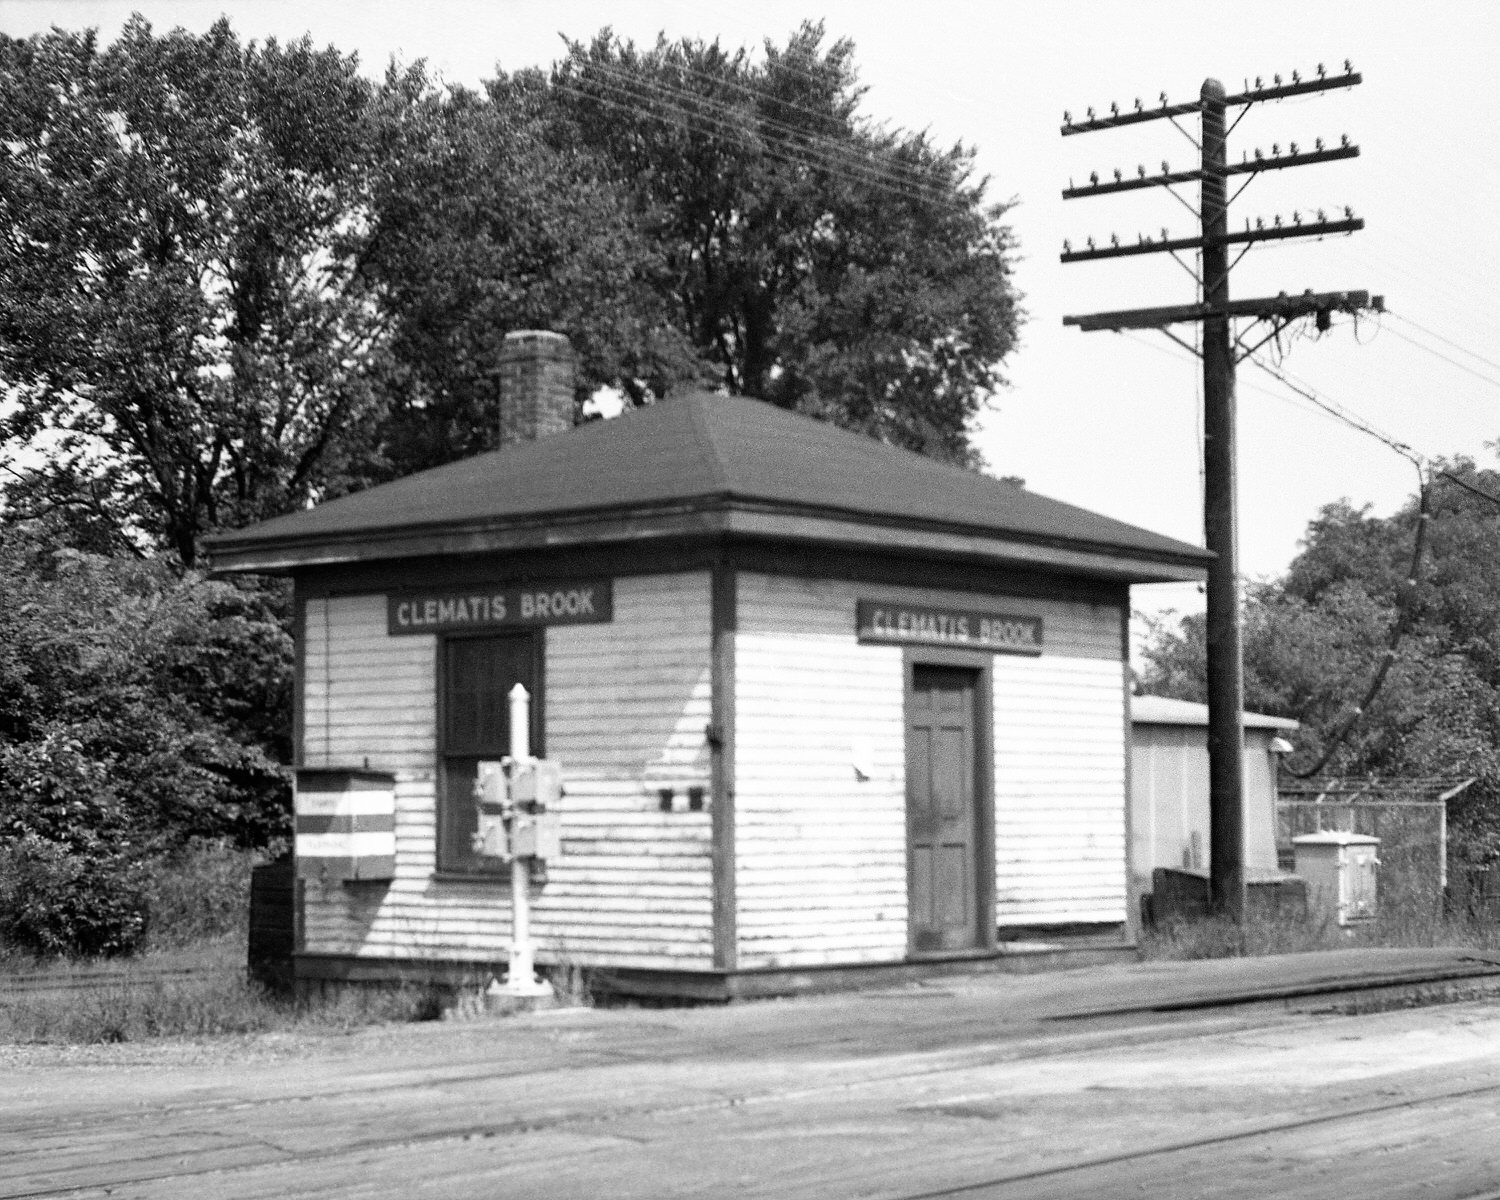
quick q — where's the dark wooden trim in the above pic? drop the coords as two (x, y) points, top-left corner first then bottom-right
(710, 560), (738, 971)
(209, 490), (1210, 580)
(295, 952), (499, 987)
(293, 938), (1139, 1003)
(901, 648), (998, 957)
(295, 855), (396, 882)
(1121, 602), (1139, 938)
(295, 814), (396, 836)
(291, 580), (307, 767)
(724, 539), (1173, 601)
(432, 628), (542, 877)
(995, 921), (1131, 943)
(293, 768), (398, 790)
(289, 537), (1150, 615)
(295, 876), (306, 956)
(294, 541), (727, 598)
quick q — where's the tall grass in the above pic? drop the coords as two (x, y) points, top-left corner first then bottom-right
(1142, 870), (1500, 960)
(0, 844), (446, 1044)
(0, 936), (445, 1044)
(142, 840), (260, 948)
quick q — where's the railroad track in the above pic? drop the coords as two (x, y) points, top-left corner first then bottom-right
(6, 994), (1500, 1199)
(892, 1076), (1500, 1199)
(7, 1043), (1500, 1200)
(0, 964), (214, 998)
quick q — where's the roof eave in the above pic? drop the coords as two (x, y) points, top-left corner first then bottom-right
(205, 496), (1210, 583)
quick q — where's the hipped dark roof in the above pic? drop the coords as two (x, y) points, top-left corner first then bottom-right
(206, 392), (1210, 580)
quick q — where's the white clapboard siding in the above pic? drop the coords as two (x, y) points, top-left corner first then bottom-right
(733, 573), (1127, 965)
(734, 574), (908, 969)
(298, 574), (716, 971)
(993, 654), (1127, 925)
(302, 595), (435, 776)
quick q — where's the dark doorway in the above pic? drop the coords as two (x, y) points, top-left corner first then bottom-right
(439, 633), (539, 873)
(906, 664), (983, 953)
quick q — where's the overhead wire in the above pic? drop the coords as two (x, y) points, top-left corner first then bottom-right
(1062, 77), (1483, 770)
(549, 61), (964, 206)
(1228, 349), (1438, 778)
(1227, 348), (1462, 777)
(1386, 311), (1500, 375)
(1437, 469), (1500, 512)
(565, 50), (943, 181)
(580, 59), (956, 196)
(550, 70), (918, 193)
(1244, 352), (1425, 466)
(1375, 323), (1500, 392)
(546, 76), (952, 211)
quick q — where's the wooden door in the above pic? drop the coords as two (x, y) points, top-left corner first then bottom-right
(439, 633), (537, 873)
(907, 664), (982, 953)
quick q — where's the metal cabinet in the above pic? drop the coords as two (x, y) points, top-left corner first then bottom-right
(1292, 831), (1380, 925)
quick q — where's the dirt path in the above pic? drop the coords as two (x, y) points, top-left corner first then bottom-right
(5, 957), (1500, 1198)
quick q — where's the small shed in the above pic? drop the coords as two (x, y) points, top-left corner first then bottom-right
(207, 331), (1209, 999)
(1129, 694), (1298, 915)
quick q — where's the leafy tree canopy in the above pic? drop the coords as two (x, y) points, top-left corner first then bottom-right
(0, 519), (293, 852)
(2, 19), (1024, 564)
(0, 18), (386, 567)
(528, 23), (1022, 465)
(354, 64), (703, 482)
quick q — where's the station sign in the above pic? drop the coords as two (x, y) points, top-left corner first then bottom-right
(388, 580), (613, 635)
(856, 600), (1043, 655)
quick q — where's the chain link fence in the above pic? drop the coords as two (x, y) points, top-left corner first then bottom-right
(1277, 779), (1461, 923)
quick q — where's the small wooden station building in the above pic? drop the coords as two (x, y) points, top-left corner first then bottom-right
(208, 332), (1210, 999)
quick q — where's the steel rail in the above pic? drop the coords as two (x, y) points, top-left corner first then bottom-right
(890, 1075), (1500, 1199)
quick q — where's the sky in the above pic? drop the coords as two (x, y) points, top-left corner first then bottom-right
(6, 1), (1498, 621)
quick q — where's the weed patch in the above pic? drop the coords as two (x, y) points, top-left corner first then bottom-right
(1142, 874), (1500, 961)
(0, 938), (442, 1045)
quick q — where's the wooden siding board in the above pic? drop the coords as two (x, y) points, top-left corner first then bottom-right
(734, 572), (1129, 967)
(732, 574), (908, 969)
(297, 574), (716, 972)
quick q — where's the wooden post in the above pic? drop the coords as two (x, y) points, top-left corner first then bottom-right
(1200, 78), (1246, 920)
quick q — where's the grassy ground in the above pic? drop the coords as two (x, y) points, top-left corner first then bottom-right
(0, 844), (444, 1045)
(0, 936), (444, 1044)
(6, 844), (1492, 1042)
(1140, 877), (1500, 960)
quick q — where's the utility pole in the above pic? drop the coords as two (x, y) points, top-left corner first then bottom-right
(1060, 64), (1382, 919)
(1198, 79), (1245, 920)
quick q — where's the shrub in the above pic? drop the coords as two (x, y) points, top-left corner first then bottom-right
(0, 529), (294, 858)
(0, 836), (150, 958)
(142, 841), (260, 948)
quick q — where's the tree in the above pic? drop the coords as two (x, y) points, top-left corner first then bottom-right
(0, 18), (385, 567)
(528, 23), (1023, 465)
(0, 520), (294, 852)
(353, 66), (704, 481)
(3, 19), (1026, 559)
(1137, 462), (1500, 860)
(0, 519), (295, 956)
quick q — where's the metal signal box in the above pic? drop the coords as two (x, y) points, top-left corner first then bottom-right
(1292, 831), (1380, 926)
(471, 758), (564, 861)
(509, 758), (564, 809)
(472, 760), (512, 860)
(511, 812), (563, 859)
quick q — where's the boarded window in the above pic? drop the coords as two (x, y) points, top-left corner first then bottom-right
(438, 633), (540, 873)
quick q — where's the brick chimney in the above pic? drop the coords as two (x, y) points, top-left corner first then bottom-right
(498, 330), (576, 446)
